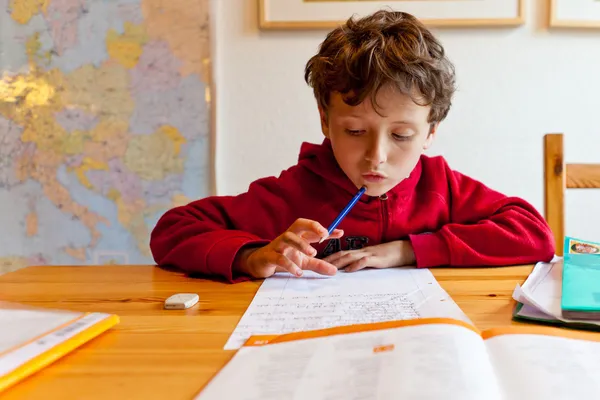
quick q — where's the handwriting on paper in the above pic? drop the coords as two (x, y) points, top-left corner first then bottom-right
(225, 293), (419, 349)
(224, 268), (469, 350)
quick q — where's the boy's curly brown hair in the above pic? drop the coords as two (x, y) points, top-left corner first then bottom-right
(305, 10), (456, 124)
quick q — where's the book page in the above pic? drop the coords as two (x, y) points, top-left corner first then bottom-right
(486, 332), (600, 399)
(0, 303), (84, 354)
(0, 313), (114, 378)
(198, 322), (501, 400)
(224, 268), (470, 349)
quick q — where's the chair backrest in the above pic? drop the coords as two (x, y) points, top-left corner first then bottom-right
(544, 133), (600, 255)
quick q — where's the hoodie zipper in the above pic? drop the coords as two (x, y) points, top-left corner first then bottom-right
(380, 193), (388, 242)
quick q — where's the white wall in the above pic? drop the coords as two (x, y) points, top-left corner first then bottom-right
(213, 0), (600, 241)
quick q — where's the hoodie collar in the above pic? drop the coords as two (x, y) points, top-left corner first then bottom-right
(298, 138), (422, 202)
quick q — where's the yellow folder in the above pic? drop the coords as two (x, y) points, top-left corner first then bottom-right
(0, 302), (119, 393)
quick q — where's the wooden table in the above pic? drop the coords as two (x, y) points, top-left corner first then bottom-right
(0, 264), (536, 399)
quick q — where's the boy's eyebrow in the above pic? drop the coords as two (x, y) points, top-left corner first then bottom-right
(337, 116), (419, 127)
(338, 114), (364, 119)
(339, 115), (414, 122)
(390, 120), (420, 128)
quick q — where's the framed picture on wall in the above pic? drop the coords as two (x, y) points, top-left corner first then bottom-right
(259, 0), (525, 29)
(550, 0), (600, 28)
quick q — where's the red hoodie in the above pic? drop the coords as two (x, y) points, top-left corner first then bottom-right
(150, 139), (555, 282)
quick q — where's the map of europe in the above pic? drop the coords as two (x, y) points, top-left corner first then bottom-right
(0, 0), (211, 273)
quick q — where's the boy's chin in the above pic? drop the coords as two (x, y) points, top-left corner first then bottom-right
(362, 184), (392, 198)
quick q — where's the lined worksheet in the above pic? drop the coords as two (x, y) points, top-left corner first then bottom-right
(224, 267), (469, 349)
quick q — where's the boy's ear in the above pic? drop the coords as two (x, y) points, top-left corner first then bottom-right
(423, 123), (439, 150)
(319, 107), (330, 138)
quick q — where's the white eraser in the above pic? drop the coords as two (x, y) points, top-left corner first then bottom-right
(164, 293), (199, 310)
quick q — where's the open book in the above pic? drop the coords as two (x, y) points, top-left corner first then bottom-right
(196, 318), (600, 399)
(0, 302), (119, 393)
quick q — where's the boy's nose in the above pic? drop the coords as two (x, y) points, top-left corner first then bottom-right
(365, 143), (387, 166)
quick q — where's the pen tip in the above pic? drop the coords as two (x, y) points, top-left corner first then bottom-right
(319, 237), (326, 244)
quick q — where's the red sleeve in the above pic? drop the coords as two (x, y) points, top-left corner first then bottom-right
(409, 164), (555, 268)
(149, 176), (294, 283)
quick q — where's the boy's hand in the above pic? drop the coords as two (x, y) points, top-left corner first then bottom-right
(236, 218), (344, 279)
(323, 240), (416, 272)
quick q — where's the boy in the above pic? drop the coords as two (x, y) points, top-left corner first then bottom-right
(149, 10), (555, 283)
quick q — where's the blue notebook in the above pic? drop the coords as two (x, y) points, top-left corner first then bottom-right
(561, 236), (600, 320)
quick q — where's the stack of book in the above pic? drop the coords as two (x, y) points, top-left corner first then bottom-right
(512, 236), (600, 330)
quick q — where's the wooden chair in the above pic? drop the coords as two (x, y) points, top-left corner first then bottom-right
(544, 133), (600, 255)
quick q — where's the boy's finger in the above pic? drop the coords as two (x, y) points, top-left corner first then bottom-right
(345, 257), (370, 273)
(330, 229), (344, 238)
(300, 230), (328, 243)
(315, 228), (345, 244)
(292, 219), (328, 238)
(319, 229), (344, 241)
(277, 231), (317, 257)
(269, 253), (303, 277)
(323, 250), (350, 263)
(331, 251), (364, 269)
(303, 258), (337, 276)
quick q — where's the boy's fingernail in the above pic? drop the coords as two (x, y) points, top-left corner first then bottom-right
(296, 269), (303, 276)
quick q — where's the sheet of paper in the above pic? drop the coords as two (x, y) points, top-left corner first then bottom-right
(486, 332), (600, 399)
(0, 302), (116, 382)
(515, 259), (568, 317)
(515, 303), (557, 321)
(512, 259), (600, 328)
(0, 313), (111, 377)
(199, 323), (500, 400)
(0, 303), (84, 354)
(224, 267), (470, 350)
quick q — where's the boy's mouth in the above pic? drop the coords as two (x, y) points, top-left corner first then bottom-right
(362, 172), (387, 183)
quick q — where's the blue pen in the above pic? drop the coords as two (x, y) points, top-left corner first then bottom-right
(320, 186), (367, 243)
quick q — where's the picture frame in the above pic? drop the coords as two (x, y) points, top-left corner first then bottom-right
(259, 0), (526, 30)
(549, 0), (600, 28)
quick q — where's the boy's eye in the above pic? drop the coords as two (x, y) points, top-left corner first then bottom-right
(345, 129), (365, 136)
(392, 133), (411, 141)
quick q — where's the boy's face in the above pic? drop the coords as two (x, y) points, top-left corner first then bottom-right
(320, 85), (437, 197)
